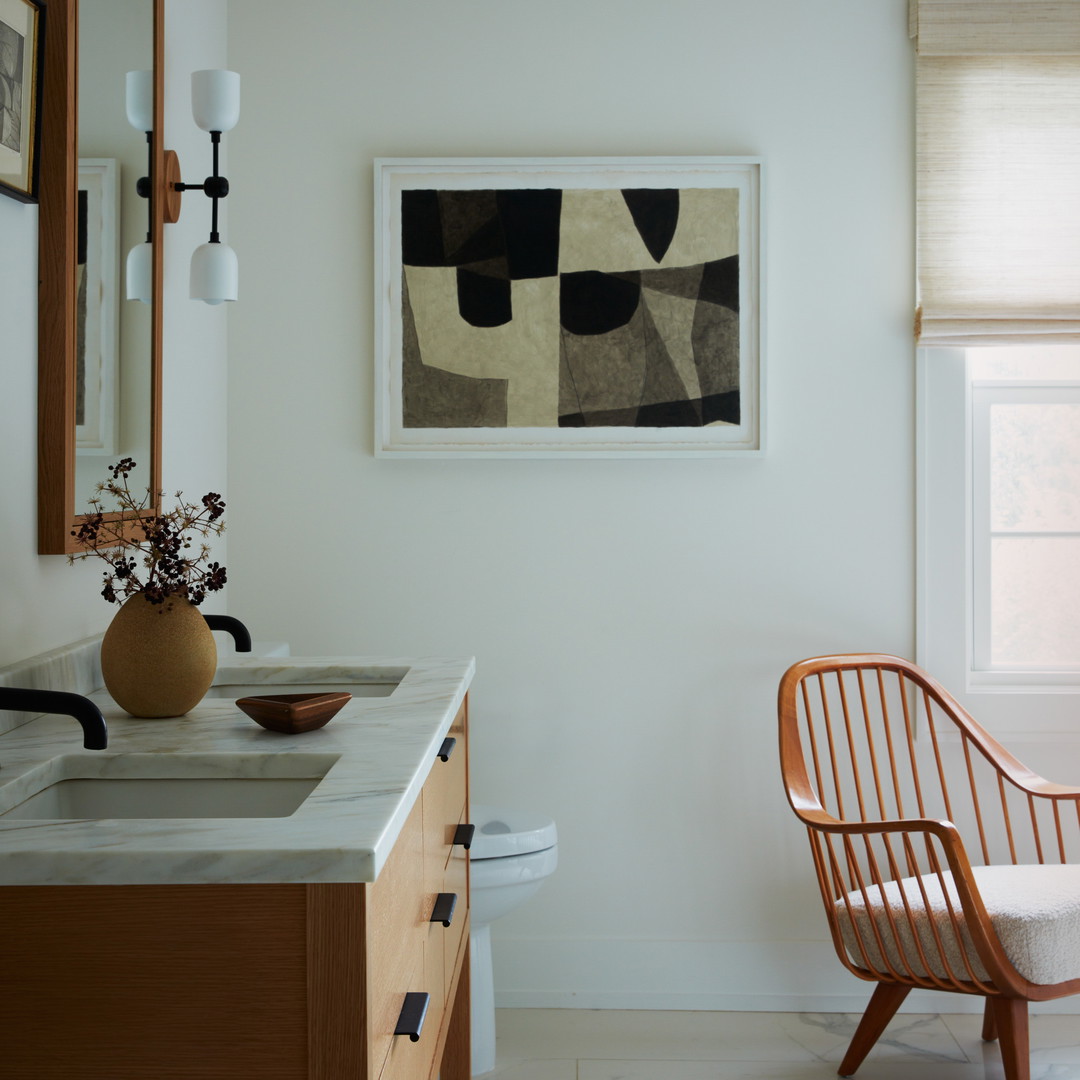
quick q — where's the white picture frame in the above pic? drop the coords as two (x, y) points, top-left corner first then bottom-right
(76, 158), (120, 454)
(374, 156), (763, 458)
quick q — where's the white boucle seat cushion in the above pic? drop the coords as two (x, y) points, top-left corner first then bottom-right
(836, 864), (1080, 986)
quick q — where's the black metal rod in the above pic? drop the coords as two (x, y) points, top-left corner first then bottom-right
(173, 131), (229, 243)
(394, 992), (429, 1042)
(0, 688), (107, 750)
(209, 131), (222, 242)
(437, 736), (457, 762)
(453, 823), (475, 850)
(202, 615), (252, 653)
(136, 131), (152, 242)
(147, 129), (156, 243)
(430, 892), (458, 927)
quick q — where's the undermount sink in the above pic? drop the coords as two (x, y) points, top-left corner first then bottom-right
(0, 753), (339, 821)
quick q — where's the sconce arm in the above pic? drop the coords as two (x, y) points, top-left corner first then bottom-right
(172, 132), (229, 241)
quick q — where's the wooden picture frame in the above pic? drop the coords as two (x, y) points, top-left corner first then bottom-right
(0, 0), (43, 203)
(375, 156), (763, 458)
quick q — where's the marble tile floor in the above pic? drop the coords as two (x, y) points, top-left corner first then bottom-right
(480, 1009), (1080, 1079)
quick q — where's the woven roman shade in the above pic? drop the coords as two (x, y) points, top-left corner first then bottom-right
(912, 1), (1080, 53)
(913, 0), (1080, 345)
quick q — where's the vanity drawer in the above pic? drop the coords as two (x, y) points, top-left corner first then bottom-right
(378, 891), (451, 1080)
(367, 797), (426, 1078)
(421, 836), (467, 1017)
(427, 701), (468, 863)
(442, 843), (469, 1000)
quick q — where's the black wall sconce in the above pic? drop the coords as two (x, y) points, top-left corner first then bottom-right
(125, 68), (240, 305)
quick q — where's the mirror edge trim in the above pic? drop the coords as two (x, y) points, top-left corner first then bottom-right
(37, 0), (77, 554)
(150, 0), (163, 509)
(37, 0), (164, 556)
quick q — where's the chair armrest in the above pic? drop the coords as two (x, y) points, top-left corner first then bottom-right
(795, 805), (963, 846)
(794, 806), (981, 886)
(799, 808), (1011, 987)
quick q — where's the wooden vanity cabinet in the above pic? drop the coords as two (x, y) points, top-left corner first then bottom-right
(368, 698), (470, 1080)
(0, 700), (470, 1080)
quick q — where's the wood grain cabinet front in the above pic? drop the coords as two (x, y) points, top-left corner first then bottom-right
(375, 698), (471, 1080)
(0, 697), (471, 1080)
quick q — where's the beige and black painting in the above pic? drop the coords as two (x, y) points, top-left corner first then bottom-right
(400, 186), (741, 429)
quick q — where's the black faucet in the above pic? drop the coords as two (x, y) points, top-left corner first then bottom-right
(202, 614), (252, 653)
(0, 688), (108, 749)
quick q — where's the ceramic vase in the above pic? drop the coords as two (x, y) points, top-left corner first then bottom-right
(100, 594), (217, 717)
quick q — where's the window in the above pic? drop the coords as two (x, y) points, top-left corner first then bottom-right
(913, 3), (1080, 734)
(919, 347), (1080, 733)
(972, 351), (1080, 679)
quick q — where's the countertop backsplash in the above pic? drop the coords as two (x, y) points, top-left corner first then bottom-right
(0, 636), (104, 737)
(0, 634), (291, 738)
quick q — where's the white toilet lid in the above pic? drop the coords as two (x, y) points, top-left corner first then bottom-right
(469, 804), (557, 860)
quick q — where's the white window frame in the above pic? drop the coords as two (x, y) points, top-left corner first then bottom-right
(971, 383), (1080, 684)
(918, 348), (1080, 736)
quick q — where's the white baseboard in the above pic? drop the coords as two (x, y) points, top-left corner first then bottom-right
(490, 938), (1080, 1014)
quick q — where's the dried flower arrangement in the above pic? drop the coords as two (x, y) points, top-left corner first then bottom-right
(69, 458), (227, 607)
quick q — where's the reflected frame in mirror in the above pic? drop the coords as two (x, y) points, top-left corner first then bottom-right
(37, 0), (163, 554)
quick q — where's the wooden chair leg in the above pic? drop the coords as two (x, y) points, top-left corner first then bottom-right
(838, 982), (911, 1078)
(988, 997), (1030, 1080)
(981, 996), (997, 1042)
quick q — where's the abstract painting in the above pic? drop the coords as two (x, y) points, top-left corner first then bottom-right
(375, 158), (762, 456)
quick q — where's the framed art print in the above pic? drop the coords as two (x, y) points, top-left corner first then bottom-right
(374, 157), (763, 458)
(76, 159), (120, 454)
(0, 0), (43, 203)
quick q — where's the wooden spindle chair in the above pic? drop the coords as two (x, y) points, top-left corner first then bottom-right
(778, 654), (1080, 1080)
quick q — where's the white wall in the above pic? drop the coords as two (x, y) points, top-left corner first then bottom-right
(0, 193), (108, 665)
(226, 0), (917, 1010)
(0, 0), (227, 671)
(160, 0), (230, 539)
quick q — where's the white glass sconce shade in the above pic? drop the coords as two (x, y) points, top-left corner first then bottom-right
(190, 242), (238, 305)
(125, 70), (153, 131)
(191, 70), (240, 132)
(126, 241), (153, 303)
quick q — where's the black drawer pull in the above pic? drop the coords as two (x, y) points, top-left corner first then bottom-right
(453, 823), (475, 850)
(437, 737), (457, 762)
(430, 892), (458, 927)
(394, 992), (429, 1042)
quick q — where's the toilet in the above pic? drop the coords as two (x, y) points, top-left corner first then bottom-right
(468, 804), (558, 1076)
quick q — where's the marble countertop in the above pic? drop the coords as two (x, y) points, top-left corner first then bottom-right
(0, 654), (474, 887)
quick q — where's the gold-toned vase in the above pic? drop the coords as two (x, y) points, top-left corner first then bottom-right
(100, 595), (217, 717)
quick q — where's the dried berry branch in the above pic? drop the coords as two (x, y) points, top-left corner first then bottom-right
(68, 458), (227, 607)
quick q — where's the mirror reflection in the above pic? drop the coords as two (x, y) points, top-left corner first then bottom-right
(75, 0), (153, 511)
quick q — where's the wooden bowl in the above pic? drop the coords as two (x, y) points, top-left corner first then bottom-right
(235, 692), (351, 734)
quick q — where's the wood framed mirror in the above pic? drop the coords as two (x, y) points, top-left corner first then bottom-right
(37, 0), (164, 554)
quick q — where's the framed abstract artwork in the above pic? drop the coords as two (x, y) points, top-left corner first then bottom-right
(0, 0), (43, 203)
(374, 157), (763, 458)
(76, 159), (120, 454)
